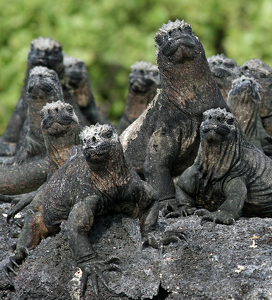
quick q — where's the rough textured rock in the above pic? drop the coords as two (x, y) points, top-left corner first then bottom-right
(175, 108), (272, 224)
(240, 58), (272, 135)
(63, 54), (110, 125)
(120, 19), (229, 205)
(226, 75), (272, 154)
(1, 202), (272, 300)
(208, 53), (242, 102)
(116, 61), (161, 135)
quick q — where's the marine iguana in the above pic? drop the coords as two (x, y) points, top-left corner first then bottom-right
(120, 19), (229, 206)
(5, 101), (81, 220)
(208, 53), (242, 102)
(13, 66), (65, 164)
(4, 124), (183, 297)
(0, 37), (88, 158)
(0, 37), (65, 157)
(227, 75), (272, 155)
(240, 58), (272, 135)
(175, 108), (272, 224)
(0, 66), (67, 195)
(116, 61), (161, 135)
(64, 54), (110, 125)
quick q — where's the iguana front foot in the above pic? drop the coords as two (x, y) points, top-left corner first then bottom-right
(3, 246), (29, 277)
(0, 142), (16, 157)
(161, 229), (186, 244)
(162, 203), (196, 218)
(79, 256), (122, 298)
(142, 229), (186, 249)
(196, 209), (236, 225)
(161, 202), (180, 218)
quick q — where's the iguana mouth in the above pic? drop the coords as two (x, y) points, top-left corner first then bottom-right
(162, 35), (195, 56)
(66, 71), (85, 81)
(212, 68), (233, 78)
(231, 80), (254, 94)
(130, 77), (151, 92)
(42, 116), (75, 131)
(84, 143), (114, 161)
(229, 77), (261, 102)
(201, 123), (231, 137)
(88, 143), (112, 153)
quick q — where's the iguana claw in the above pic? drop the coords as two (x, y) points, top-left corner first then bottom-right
(79, 256), (122, 299)
(3, 246), (29, 277)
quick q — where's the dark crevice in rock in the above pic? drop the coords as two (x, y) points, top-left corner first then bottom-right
(149, 284), (169, 300)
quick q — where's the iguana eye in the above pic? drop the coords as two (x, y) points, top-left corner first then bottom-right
(226, 118), (234, 125)
(223, 60), (235, 68)
(66, 106), (73, 114)
(103, 130), (113, 139)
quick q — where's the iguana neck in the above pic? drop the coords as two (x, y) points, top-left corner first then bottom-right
(197, 136), (241, 186)
(124, 86), (157, 122)
(27, 97), (48, 141)
(87, 144), (132, 192)
(214, 78), (233, 101)
(159, 54), (223, 117)
(68, 78), (91, 108)
(45, 129), (80, 174)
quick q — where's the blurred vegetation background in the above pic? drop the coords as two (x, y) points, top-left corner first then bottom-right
(1, 0), (272, 134)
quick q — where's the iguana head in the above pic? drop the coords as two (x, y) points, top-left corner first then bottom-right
(28, 37), (64, 79)
(228, 76), (261, 105)
(240, 58), (272, 81)
(64, 54), (87, 87)
(208, 54), (241, 101)
(154, 19), (200, 64)
(200, 108), (237, 144)
(27, 66), (63, 103)
(41, 100), (79, 136)
(208, 54), (241, 79)
(80, 124), (120, 163)
(129, 61), (160, 93)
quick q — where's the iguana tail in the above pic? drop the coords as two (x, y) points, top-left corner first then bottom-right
(0, 155), (48, 195)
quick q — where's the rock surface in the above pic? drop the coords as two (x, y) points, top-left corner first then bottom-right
(1, 202), (272, 299)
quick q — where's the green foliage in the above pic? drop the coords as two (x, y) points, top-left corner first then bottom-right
(0, 0), (271, 134)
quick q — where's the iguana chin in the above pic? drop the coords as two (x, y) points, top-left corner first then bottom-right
(175, 108), (272, 224)
(208, 53), (241, 102)
(120, 19), (229, 206)
(116, 61), (160, 135)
